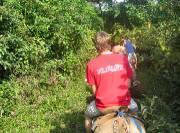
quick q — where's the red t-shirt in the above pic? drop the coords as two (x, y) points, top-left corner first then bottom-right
(86, 53), (132, 110)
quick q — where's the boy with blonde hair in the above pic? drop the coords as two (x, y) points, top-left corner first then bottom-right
(85, 31), (133, 132)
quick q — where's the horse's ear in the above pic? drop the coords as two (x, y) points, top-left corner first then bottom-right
(130, 80), (145, 99)
(128, 117), (146, 133)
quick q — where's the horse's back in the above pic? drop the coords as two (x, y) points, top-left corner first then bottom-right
(94, 114), (146, 133)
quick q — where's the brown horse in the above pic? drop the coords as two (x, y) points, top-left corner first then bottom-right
(92, 111), (146, 133)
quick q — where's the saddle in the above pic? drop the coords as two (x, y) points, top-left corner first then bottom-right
(92, 107), (146, 133)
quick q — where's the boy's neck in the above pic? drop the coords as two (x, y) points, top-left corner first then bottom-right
(100, 50), (112, 55)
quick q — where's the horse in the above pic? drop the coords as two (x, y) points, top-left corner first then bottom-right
(91, 107), (146, 133)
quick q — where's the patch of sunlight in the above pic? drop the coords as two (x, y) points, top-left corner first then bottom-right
(60, 123), (66, 128)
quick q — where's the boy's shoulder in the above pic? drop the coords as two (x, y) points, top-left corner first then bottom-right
(87, 55), (101, 67)
(88, 53), (127, 62)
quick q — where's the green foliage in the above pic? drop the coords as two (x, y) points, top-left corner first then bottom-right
(111, 0), (180, 128)
(0, 0), (102, 77)
(99, 0), (180, 31)
(0, 0), (180, 132)
(0, 74), (89, 132)
(0, 2), (48, 75)
(0, 0), (101, 126)
(0, 80), (20, 116)
(139, 96), (179, 133)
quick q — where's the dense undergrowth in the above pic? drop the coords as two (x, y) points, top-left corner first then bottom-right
(0, 74), (89, 132)
(0, 0), (180, 132)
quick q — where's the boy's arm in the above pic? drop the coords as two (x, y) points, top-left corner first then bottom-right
(86, 85), (96, 103)
(91, 85), (96, 96)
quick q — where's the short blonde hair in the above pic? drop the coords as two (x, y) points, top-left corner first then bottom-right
(93, 31), (111, 52)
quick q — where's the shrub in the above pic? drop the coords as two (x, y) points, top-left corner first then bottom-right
(0, 0), (102, 77)
(0, 80), (20, 116)
(139, 96), (179, 133)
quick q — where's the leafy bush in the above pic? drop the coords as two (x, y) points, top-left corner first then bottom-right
(139, 96), (180, 133)
(0, 0), (101, 121)
(1, 0), (179, 132)
(0, 0), (102, 77)
(0, 80), (20, 116)
(112, 14), (180, 128)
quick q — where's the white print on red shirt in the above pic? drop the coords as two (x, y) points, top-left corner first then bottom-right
(97, 64), (123, 75)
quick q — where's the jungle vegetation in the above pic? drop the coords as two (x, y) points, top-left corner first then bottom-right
(0, 0), (180, 132)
